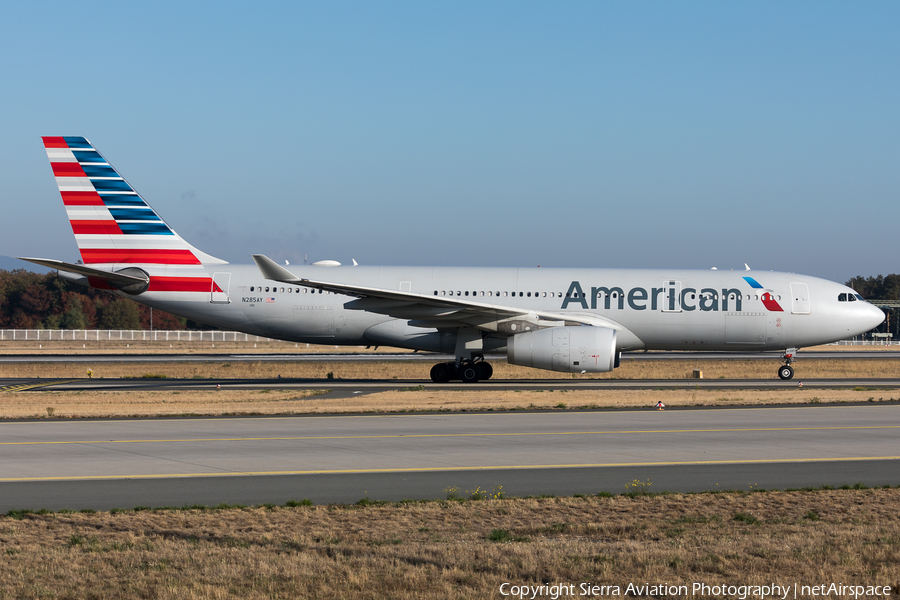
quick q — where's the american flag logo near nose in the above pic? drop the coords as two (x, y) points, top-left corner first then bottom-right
(743, 276), (784, 312)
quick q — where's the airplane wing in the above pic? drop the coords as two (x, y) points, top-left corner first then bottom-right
(252, 254), (621, 333)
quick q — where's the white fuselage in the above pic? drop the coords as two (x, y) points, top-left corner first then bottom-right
(100, 264), (883, 353)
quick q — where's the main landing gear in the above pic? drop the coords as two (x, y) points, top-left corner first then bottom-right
(430, 357), (493, 383)
(777, 348), (797, 380)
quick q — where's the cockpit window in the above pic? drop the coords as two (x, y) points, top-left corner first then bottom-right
(838, 293), (847, 301)
(855, 294), (864, 301)
(848, 294), (857, 302)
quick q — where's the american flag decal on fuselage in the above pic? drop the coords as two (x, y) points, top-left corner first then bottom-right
(42, 136), (227, 298)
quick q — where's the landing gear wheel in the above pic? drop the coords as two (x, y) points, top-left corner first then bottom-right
(459, 361), (480, 383)
(778, 365), (794, 380)
(430, 362), (452, 383)
(475, 362), (493, 381)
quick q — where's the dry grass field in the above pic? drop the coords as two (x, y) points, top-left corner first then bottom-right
(0, 339), (403, 355)
(2, 356), (899, 381)
(0, 357), (898, 418)
(0, 488), (897, 599)
(4, 387), (899, 420)
(2, 344), (898, 598)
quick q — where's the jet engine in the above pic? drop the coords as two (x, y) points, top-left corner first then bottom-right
(506, 326), (618, 373)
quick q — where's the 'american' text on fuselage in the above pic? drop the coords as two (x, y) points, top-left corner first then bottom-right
(561, 281), (743, 312)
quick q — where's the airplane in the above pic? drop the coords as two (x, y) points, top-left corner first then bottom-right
(20, 136), (884, 383)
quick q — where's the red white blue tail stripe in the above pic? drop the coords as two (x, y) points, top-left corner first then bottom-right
(43, 136), (227, 298)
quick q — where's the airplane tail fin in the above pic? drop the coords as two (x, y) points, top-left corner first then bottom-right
(41, 136), (226, 266)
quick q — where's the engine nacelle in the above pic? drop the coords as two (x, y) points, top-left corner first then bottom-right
(507, 326), (618, 373)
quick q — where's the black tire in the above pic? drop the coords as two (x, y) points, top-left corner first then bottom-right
(459, 362), (479, 383)
(475, 362), (493, 380)
(778, 365), (794, 380)
(430, 363), (452, 383)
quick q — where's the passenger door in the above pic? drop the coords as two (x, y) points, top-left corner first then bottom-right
(790, 283), (810, 315)
(662, 280), (682, 313)
(210, 272), (231, 304)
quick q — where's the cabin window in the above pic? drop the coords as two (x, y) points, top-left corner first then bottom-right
(265, 287), (269, 292)
(465, 291), (469, 296)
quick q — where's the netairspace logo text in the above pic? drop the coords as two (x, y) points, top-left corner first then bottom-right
(498, 582), (893, 599)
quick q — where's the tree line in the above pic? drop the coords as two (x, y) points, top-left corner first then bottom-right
(0, 269), (193, 330)
(845, 274), (900, 300)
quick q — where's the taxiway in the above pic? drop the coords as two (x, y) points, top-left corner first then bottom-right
(0, 404), (897, 510)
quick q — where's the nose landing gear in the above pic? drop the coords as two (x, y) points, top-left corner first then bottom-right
(777, 348), (797, 380)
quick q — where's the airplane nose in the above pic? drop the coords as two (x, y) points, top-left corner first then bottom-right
(866, 303), (886, 330)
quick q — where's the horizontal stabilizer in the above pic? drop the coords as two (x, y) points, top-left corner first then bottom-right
(16, 257), (149, 287)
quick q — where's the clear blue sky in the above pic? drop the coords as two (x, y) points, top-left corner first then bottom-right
(2, 1), (898, 282)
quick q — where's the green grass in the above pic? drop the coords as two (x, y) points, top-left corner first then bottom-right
(733, 511), (759, 525)
(487, 528), (530, 543)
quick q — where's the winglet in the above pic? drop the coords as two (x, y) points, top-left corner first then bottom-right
(252, 254), (304, 284)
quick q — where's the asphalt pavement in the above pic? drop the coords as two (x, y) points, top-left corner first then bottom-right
(0, 404), (896, 510)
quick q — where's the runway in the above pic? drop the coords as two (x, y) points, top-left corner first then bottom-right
(0, 404), (897, 510)
(0, 350), (898, 363)
(3, 376), (900, 394)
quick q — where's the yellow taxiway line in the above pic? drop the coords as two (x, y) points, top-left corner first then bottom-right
(0, 424), (898, 446)
(0, 380), (79, 392)
(1, 455), (899, 482)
